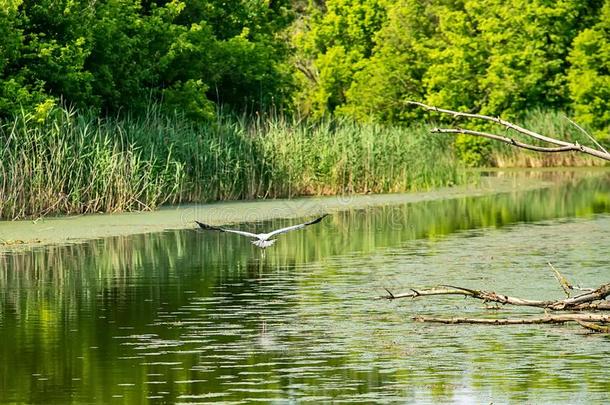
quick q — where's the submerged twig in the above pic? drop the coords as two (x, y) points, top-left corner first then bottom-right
(548, 262), (573, 297)
(575, 320), (610, 333)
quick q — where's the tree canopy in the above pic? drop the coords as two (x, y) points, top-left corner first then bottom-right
(295, 0), (609, 136)
(0, 0), (609, 134)
(0, 0), (293, 119)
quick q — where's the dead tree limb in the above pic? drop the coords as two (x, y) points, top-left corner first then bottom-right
(383, 283), (610, 311)
(547, 262), (594, 295)
(406, 100), (610, 161)
(562, 114), (609, 155)
(432, 128), (588, 154)
(557, 283), (610, 309)
(414, 313), (610, 325)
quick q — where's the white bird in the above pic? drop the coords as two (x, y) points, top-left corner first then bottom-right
(195, 214), (328, 249)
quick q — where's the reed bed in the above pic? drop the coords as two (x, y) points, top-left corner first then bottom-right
(0, 108), (183, 220)
(0, 106), (464, 220)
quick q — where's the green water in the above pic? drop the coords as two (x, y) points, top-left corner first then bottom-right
(1, 171), (609, 404)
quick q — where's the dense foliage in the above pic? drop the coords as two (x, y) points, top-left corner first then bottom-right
(295, 0), (610, 136)
(1, 0), (609, 133)
(0, 0), (293, 119)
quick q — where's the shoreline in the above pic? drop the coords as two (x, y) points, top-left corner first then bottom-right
(0, 169), (605, 253)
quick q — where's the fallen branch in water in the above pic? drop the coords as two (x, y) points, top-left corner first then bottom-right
(414, 313), (610, 325)
(406, 101), (610, 162)
(383, 283), (610, 311)
(384, 278), (610, 332)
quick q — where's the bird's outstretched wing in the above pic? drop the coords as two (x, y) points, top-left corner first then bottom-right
(195, 221), (260, 239)
(267, 214), (329, 238)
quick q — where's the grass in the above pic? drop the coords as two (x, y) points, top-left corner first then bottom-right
(0, 106), (465, 220)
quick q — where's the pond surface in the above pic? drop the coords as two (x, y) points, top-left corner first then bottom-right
(1, 171), (609, 404)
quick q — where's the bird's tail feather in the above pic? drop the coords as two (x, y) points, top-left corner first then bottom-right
(252, 239), (276, 249)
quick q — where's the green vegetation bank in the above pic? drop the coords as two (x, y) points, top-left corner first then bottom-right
(1, 0), (609, 218)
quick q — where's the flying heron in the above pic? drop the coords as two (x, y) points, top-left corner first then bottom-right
(195, 214), (328, 249)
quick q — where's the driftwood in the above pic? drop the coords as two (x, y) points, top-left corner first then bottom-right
(406, 100), (610, 162)
(414, 313), (610, 325)
(392, 284), (610, 333)
(384, 264), (610, 332)
(382, 283), (610, 311)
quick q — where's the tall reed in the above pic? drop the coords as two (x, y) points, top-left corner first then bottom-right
(0, 107), (183, 220)
(0, 106), (464, 220)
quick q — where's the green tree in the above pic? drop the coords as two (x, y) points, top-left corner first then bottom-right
(86, 0), (183, 114)
(294, 0), (389, 118)
(339, 0), (432, 122)
(567, 1), (610, 137)
(167, 0), (295, 113)
(342, 0), (603, 122)
(0, 0), (71, 115)
(471, 0), (597, 116)
(17, 0), (97, 107)
(0, 0), (295, 119)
